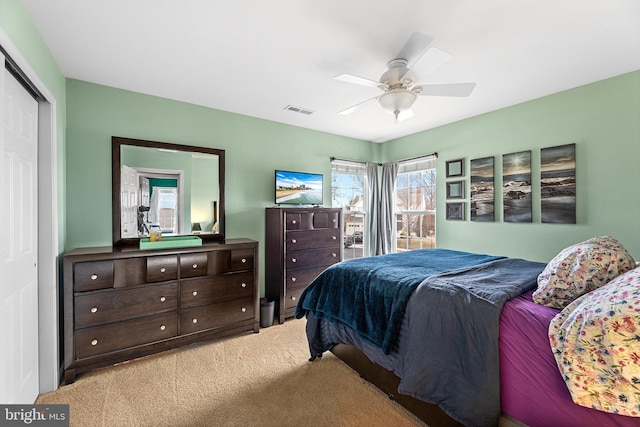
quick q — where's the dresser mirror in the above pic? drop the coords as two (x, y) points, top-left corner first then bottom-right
(112, 136), (225, 246)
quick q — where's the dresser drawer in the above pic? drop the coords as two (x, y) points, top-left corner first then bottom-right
(75, 312), (178, 359)
(286, 229), (339, 251)
(285, 247), (340, 270)
(230, 249), (254, 271)
(285, 286), (306, 310)
(75, 283), (178, 328)
(181, 272), (254, 309)
(180, 296), (255, 334)
(74, 261), (114, 292)
(180, 253), (208, 278)
(286, 265), (327, 290)
(312, 211), (340, 229)
(284, 212), (313, 230)
(146, 255), (178, 282)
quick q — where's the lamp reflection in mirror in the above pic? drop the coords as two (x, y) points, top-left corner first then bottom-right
(192, 222), (201, 234)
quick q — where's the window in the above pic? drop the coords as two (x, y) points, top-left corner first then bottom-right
(394, 156), (437, 252)
(331, 160), (368, 260)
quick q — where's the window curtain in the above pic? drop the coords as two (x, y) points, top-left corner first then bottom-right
(366, 162), (379, 256)
(379, 162), (398, 254)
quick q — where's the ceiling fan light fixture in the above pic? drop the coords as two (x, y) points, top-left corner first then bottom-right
(378, 89), (417, 120)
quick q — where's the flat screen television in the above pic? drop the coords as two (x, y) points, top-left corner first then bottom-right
(275, 170), (323, 205)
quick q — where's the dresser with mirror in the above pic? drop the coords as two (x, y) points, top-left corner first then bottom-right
(62, 137), (259, 383)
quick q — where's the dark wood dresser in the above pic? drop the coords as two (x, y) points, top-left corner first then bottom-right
(265, 207), (342, 323)
(62, 238), (258, 384)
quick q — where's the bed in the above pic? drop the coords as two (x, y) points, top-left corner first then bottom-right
(295, 239), (639, 427)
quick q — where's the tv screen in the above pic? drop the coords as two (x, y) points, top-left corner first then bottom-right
(275, 170), (323, 205)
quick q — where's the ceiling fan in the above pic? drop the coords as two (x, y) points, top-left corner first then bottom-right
(335, 32), (476, 122)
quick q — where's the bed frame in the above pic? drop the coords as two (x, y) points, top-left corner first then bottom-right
(330, 344), (527, 427)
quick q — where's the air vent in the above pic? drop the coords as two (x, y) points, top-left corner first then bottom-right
(284, 105), (314, 115)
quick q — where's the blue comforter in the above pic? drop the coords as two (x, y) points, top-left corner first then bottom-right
(294, 249), (502, 354)
(296, 249), (546, 427)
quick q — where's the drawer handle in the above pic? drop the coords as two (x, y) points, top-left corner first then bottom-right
(291, 239), (297, 244)
(291, 277), (296, 282)
(241, 258), (247, 263)
(241, 283), (247, 288)
(192, 318), (198, 324)
(160, 267), (166, 273)
(192, 291), (198, 297)
(332, 236), (336, 240)
(160, 296), (166, 302)
(160, 324), (166, 331)
(291, 258), (297, 263)
(192, 263), (198, 269)
(291, 296), (296, 301)
(241, 307), (247, 313)
(90, 274), (98, 280)
(292, 220), (297, 224)
(332, 253), (337, 257)
(91, 339), (98, 346)
(90, 307), (98, 313)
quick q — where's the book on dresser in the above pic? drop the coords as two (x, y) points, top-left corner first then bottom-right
(62, 238), (259, 384)
(265, 207), (343, 323)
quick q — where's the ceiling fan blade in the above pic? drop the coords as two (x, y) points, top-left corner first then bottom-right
(402, 46), (452, 83)
(395, 32), (433, 65)
(338, 96), (379, 115)
(416, 82), (476, 97)
(334, 73), (381, 88)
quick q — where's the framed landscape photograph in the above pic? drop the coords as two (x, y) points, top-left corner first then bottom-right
(446, 180), (464, 199)
(541, 143), (576, 224)
(502, 150), (532, 223)
(446, 202), (465, 220)
(470, 156), (495, 222)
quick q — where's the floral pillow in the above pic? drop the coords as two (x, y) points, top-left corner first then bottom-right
(533, 236), (635, 309)
(548, 267), (640, 417)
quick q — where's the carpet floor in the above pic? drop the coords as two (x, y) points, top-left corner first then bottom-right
(37, 318), (425, 426)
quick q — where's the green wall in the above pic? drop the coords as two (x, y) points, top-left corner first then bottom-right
(67, 72), (640, 295)
(65, 79), (375, 292)
(381, 71), (640, 262)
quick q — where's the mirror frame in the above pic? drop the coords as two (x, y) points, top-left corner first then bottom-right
(112, 136), (225, 246)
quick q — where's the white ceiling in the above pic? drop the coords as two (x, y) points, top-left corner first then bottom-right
(22, 0), (640, 143)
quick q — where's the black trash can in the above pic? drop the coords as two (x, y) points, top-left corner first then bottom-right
(260, 298), (275, 328)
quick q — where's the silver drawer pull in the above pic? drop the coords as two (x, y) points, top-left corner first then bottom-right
(192, 318), (198, 324)
(332, 253), (337, 257)
(91, 339), (98, 346)
(192, 263), (198, 269)
(90, 307), (98, 313)
(291, 277), (296, 282)
(241, 258), (247, 263)
(292, 220), (297, 224)
(160, 267), (166, 273)
(332, 219), (336, 222)
(291, 239), (297, 244)
(192, 291), (198, 296)
(160, 296), (166, 302)
(332, 236), (336, 240)
(291, 296), (296, 301)
(160, 324), (166, 331)
(241, 307), (247, 312)
(291, 258), (297, 263)
(90, 274), (98, 280)
(241, 283), (247, 288)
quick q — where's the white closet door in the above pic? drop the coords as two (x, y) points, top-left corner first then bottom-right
(0, 55), (40, 404)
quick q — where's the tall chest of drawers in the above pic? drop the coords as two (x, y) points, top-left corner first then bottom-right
(265, 207), (342, 323)
(62, 238), (258, 383)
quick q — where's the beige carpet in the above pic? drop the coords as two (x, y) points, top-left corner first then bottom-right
(37, 318), (425, 426)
